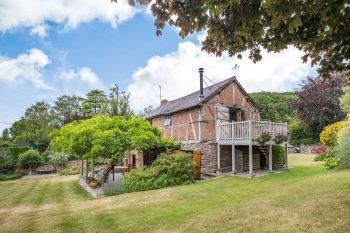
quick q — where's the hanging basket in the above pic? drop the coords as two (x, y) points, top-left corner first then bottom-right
(274, 133), (288, 144)
(258, 132), (272, 144)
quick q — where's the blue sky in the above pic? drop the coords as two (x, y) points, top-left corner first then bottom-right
(0, 0), (315, 133)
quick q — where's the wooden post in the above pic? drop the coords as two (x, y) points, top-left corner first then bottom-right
(232, 144), (236, 174)
(269, 143), (273, 171)
(285, 122), (289, 169)
(248, 120), (254, 177)
(217, 144), (221, 172)
(81, 159), (84, 176)
(249, 144), (253, 176)
(285, 142), (289, 169)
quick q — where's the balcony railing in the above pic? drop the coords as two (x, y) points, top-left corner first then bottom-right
(217, 120), (288, 144)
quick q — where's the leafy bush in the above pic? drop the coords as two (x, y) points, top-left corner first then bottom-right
(47, 151), (69, 173)
(320, 121), (347, 148)
(17, 149), (44, 175)
(0, 149), (16, 174)
(335, 125), (350, 168)
(108, 152), (194, 195)
(289, 122), (318, 145)
(314, 148), (336, 161)
(311, 144), (327, 154)
(59, 167), (80, 175)
(324, 157), (340, 169)
(0, 172), (23, 181)
(272, 145), (286, 168)
(159, 138), (181, 154)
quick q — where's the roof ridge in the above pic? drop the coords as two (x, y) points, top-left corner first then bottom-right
(161, 77), (233, 105)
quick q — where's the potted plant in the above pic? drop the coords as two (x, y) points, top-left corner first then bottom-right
(258, 132), (272, 144)
(274, 133), (288, 144)
(89, 179), (99, 189)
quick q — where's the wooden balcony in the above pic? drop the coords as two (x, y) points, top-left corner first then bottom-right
(217, 120), (288, 145)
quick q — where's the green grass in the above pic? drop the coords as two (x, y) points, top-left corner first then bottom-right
(0, 154), (349, 233)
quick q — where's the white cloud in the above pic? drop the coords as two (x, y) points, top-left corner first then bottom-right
(0, 48), (52, 89)
(30, 23), (48, 38)
(0, 0), (138, 34)
(127, 41), (314, 111)
(57, 67), (105, 90)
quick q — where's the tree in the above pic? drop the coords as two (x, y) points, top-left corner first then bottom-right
(17, 149), (44, 175)
(108, 84), (134, 119)
(10, 102), (55, 151)
(51, 95), (86, 127)
(294, 73), (347, 134)
(250, 92), (297, 122)
(83, 89), (108, 116)
(47, 152), (69, 173)
(340, 86), (350, 114)
(119, 0), (350, 77)
(50, 115), (161, 182)
(1, 128), (10, 141)
(138, 105), (154, 117)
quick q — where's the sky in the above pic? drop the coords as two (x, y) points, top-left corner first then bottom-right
(0, 0), (316, 133)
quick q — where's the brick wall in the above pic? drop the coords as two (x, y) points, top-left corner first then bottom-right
(150, 80), (261, 143)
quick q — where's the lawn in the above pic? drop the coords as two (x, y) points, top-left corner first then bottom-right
(0, 154), (349, 233)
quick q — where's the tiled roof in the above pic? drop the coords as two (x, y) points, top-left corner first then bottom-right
(145, 77), (234, 119)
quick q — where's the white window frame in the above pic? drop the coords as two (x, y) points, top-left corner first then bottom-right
(164, 115), (172, 126)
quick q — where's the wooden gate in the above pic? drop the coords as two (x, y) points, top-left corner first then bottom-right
(193, 149), (201, 180)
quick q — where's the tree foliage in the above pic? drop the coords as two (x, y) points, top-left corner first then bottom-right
(50, 115), (161, 164)
(109, 84), (134, 119)
(17, 149), (44, 175)
(51, 95), (86, 127)
(47, 151), (69, 173)
(50, 115), (161, 182)
(250, 92), (297, 122)
(119, 0), (350, 77)
(10, 102), (55, 151)
(1, 128), (10, 141)
(294, 74), (347, 134)
(340, 85), (350, 114)
(83, 89), (108, 116)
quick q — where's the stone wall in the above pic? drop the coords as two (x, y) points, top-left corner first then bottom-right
(181, 142), (218, 173)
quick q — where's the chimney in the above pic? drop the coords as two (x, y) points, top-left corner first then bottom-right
(199, 68), (204, 99)
(161, 99), (168, 105)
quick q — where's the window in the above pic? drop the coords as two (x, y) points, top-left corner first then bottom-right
(229, 108), (238, 122)
(164, 115), (172, 126)
(241, 110), (245, 121)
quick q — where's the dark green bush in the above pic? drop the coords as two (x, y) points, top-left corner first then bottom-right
(0, 172), (23, 181)
(159, 138), (181, 154)
(290, 124), (318, 145)
(0, 149), (17, 174)
(108, 152), (194, 195)
(59, 167), (80, 175)
(272, 145), (286, 168)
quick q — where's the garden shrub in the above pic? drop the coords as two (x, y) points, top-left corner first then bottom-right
(0, 149), (17, 174)
(272, 145), (286, 168)
(314, 148), (336, 161)
(159, 138), (181, 154)
(110, 152), (194, 195)
(311, 144), (327, 154)
(17, 149), (44, 175)
(0, 172), (23, 181)
(335, 125), (350, 168)
(59, 167), (80, 175)
(324, 157), (340, 169)
(320, 121), (347, 148)
(289, 123), (318, 145)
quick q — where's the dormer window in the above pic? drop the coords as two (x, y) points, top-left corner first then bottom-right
(164, 115), (172, 126)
